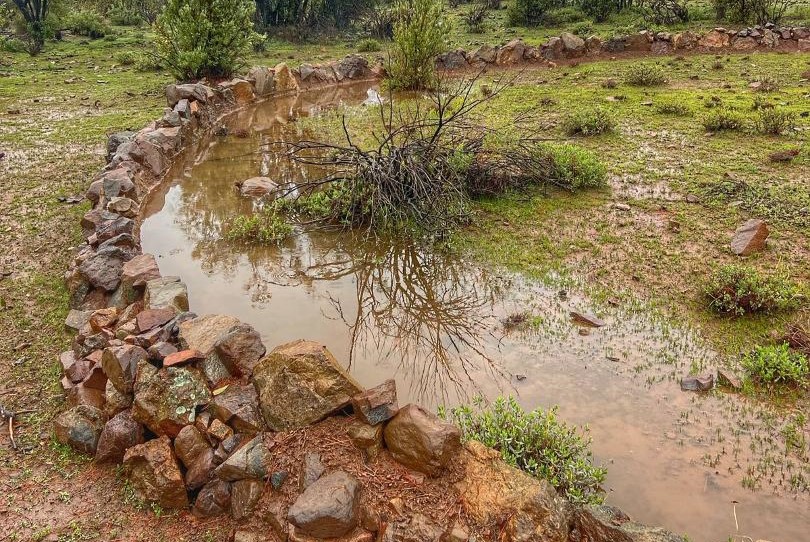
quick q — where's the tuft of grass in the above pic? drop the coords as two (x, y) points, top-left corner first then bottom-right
(701, 108), (746, 132)
(562, 106), (615, 136)
(225, 209), (293, 244)
(442, 396), (607, 505)
(115, 51), (138, 66)
(655, 100), (692, 116)
(742, 343), (809, 388)
(356, 38), (382, 53)
(705, 265), (802, 316)
(624, 63), (668, 86)
(534, 143), (607, 190)
(754, 108), (796, 135)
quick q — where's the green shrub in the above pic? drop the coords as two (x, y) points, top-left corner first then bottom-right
(464, 2), (488, 33)
(442, 396), (607, 504)
(562, 106), (616, 136)
(387, 0), (448, 90)
(64, 9), (110, 39)
(742, 344), (809, 387)
(135, 55), (163, 72)
(571, 20), (595, 36)
(508, 0), (564, 26)
(543, 6), (588, 25)
(581, 0), (621, 22)
(356, 38), (382, 53)
(0, 37), (27, 53)
(624, 63), (668, 86)
(226, 209), (293, 244)
(755, 108), (795, 135)
(155, 0), (261, 80)
(535, 143), (607, 190)
(115, 50), (138, 66)
(705, 264), (801, 315)
(655, 100), (692, 116)
(702, 108), (746, 131)
(108, 0), (144, 26)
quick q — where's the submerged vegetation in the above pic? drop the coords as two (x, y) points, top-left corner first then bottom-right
(742, 343), (809, 388)
(226, 208), (293, 244)
(443, 396), (607, 505)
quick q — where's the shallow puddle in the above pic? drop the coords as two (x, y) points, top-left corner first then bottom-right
(141, 82), (808, 542)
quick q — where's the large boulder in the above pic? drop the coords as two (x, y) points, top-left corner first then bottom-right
(334, 55), (371, 80)
(699, 29), (730, 48)
(78, 246), (129, 292)
(469, 44), (497, 65)
(131, 360), (212, 437)
(215, 434), (272, 481)
(174, 424), (216, 490)
(731, 219), (769, 256)
(570, 505), (687, 542)
(54, 405), (106, 454)
(274, 63), (300, 93)
(144, 277), (189, 312)
(215, 323), (266, 377)
(288, 471), (361, 538)
(253, 340), (363, 431)
(383, 404), (461, 476)
(210, 383), (264, 433)
(123, 436), (189, 509)
(95, 409), (144, 463)
(455, 441), (570, 542)
(560, 32), (586, 57)
(496, 39), (527, 64)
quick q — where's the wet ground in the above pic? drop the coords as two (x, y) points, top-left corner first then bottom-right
(141, 83), (809, 542)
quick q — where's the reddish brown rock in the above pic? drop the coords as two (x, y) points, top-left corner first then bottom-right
(288, 471), (361, 538)
(238, 177), (278, 198)
(67, 383), (106, 410)
(102, 344), (147, 394)
(383, 404), (461, 477)
(163, 349), (204, 367)
(175, 424), (216, 490)
(351, 379), (398, 426)
(215, 323), (266, 377)
(731, 219), (769, 256)
(193, 479), (232, 517)
(231, 478), (263, 520)
(136, 308), (176, 333)
(89, 307), (119, 332)
(699, 29), (730, 48)
(123, 436), (189, 509)
(95, 410), (144, 463)
(209, 383), (264, 433)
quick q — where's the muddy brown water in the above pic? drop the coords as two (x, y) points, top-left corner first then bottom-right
(141, 83), (809, 542)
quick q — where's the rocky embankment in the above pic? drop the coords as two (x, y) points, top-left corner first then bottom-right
(52, 29), (793, 539)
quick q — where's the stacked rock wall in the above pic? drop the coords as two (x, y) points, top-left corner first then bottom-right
(54, 37), (786, 538)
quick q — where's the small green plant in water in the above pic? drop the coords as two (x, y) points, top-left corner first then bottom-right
(742, 343), (809, 388)
(226, 209), (292, 245)
(705, 264), (801, 315)
(442, 396), (606, 504)
(562, 106), (616, 136)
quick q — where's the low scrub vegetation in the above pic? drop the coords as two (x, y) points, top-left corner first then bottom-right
(705, 265), (801, 315)
(755, 108), (796, 135)
(562, 106), (616, 136)
(624, 63), (668, 86)
(226, 209), (292, 245)
(655, 100), (692, 116)
(63, 10), (110, 39)
(356, 38), (382, 53)
(702, 108), (746, 132)
(442, 396), (607, 505)
(387, 0), (448, 90)
(534, 143), (607, 190)
(742, 343), (809, 388)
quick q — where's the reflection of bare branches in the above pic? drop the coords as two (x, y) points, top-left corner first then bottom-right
(305, 235), (512, 404)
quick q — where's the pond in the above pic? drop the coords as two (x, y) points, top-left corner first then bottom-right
(141, 82), (809, 542)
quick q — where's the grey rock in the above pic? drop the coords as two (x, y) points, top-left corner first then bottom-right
(288, 471), (361, 538)
(215, 435), (272, 481)
(54, 405), (106, 455)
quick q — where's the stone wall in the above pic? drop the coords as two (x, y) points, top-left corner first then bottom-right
(52, 38), (774, 539)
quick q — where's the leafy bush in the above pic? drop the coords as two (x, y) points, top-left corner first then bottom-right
(562, 106), (616, 136)
(702, 108), (746, 131)
(645, 0), (689, 24)
(64, 9), (110, 39)
(755, 108), (796, 135)
(624, 63), (668, 86)
(135, 54), (163, 72)
(226, 209), (293, 244)
(0, 36), (27, 53)
(535, 143), (607, 190)
(108, 0), (144, 26)
(387, 0), (448, 90)
(357, 38), (382, 52)
(508, 0), (565, 26)
(442, 396), (607, 504)
(464, 2), (488, 33)
(155, 0), (260, 80)
(115, 50), (138, 65)
(656, 100), (692, 116)
(713, 0), (798, 24)
(705, 265), (801, 315)
(543, 6), (588, 25)
(571, 20), (595, 36)
(742, 343), (809, 387)
(581, 0), (622, 22)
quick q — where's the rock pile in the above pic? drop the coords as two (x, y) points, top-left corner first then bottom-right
(53, 48), (702, 541)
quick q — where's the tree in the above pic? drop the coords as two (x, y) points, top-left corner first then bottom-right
(154, 0), (260, 81)
(10, 0), (50, 54)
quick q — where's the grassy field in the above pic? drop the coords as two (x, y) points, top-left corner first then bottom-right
(0, 12), (809, 540)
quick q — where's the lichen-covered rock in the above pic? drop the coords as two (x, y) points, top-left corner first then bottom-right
(253, 340), (363, 431)
(496, 39), (526, 64)
(455, 441), (570, 542)
(383, 404), (461, 476)
(123, 436), (189, 509)
(288, 471), (361, 538)
(215, 434), (272, 481)
(131, 359), (211, 437)
(95, 409), (144, 463)
(54, 405), (106, 454)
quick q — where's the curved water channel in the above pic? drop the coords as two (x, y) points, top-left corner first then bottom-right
(141, 82), (809, 542)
